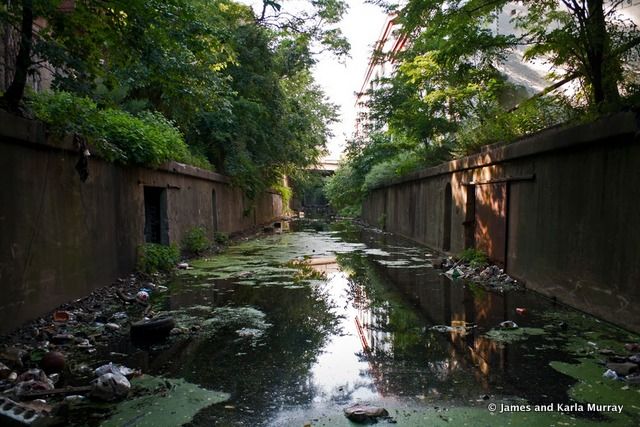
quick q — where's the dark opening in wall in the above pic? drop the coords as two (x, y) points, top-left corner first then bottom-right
(212, 189), (218, 232)
(144, 187), (168, 244)
(443, 183), (452, 251)
(464, 185), (476, 249)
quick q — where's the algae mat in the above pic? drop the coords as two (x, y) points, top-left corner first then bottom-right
(101, 376), (229, 427)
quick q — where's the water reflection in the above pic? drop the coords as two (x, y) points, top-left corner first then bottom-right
(117, 222), (637, 426)
(336, 242), (574, 406)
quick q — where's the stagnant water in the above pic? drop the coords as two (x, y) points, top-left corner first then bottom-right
(100, 220), (639, 426)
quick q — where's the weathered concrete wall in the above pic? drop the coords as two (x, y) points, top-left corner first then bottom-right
(363, 112), (640, 332)
(0, 112), (284, 333)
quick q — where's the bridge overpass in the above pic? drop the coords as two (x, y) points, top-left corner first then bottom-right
(308, 159), (339, 173)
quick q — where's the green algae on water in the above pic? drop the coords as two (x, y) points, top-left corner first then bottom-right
(484, 327), (546, 343)
(101, 375), (229, 427)
(550, 359), (640, 426)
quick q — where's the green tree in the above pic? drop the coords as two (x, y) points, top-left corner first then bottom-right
(516, 0), (640, 111)
(40, 0), (236, 130)
(1, 0), (343, 199)
(189, 11), (338, 199)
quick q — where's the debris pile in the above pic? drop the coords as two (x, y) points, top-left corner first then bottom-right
(430, 321), (477, 335)
(600, 343), (640, 383)
(0, 273), (172, 425)
(440, 258), (521, 291)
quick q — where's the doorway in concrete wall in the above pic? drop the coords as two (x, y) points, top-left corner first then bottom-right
(212, 189), (218, 232)
(443, 183), (452, 251)
(474, 183), (507, 266)
(144, 186), (168, 244)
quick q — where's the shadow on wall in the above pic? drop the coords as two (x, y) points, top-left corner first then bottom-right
(447, 161), (509, 262)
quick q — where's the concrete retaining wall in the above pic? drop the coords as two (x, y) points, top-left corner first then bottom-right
(0, 112), (284, 333)
(363, 112), (640, 332)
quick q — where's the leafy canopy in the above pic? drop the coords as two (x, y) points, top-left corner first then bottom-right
(2, 0), (347, 198)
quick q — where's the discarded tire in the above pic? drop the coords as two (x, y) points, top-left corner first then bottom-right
(130, 316), (175, 341)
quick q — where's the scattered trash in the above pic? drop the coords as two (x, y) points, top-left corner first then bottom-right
(17, 369), (50, 384)
(48, 373), (60, 385)
(94, 363), (136, 378)
(444, 267), (464, 279)
(64, 394), (88, 403)
(75, 339), (93, 350)
(344, 404), (389, 423)
(105, 323), (120, 331)
(430, 323), (475, 334)
(130, 316), (176, 341)
(112, 312), (128, 320)
(135, 290), (150, 304)
(439, 258), (520, 290)
(12, 385), (92, 399)
(53, 311), (72, 323)
(603, 369), (619, 380)
(606, 362), (638, 376)
(0, 347), (26, 368)
(13, 378), (56, 397)
(499, 320), (518, 329)
(0, 396), (59, 426)
(40, 351), (66, 374)
(177, 262), (191, 270)
(0, 362), (11, 380)
(90, 373), (131, 401)
(51, 334), (74, 345)
(624, 343), (640, 352)
(515, 308), (527, 315)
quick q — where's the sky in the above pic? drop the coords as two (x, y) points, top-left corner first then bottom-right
(311, 1), (388, 160)
(239, 0), (388, 161)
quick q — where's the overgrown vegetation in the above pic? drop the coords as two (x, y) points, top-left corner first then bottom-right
(28, 91), (210, 168)
(137, 243), (180, 274)
(1, 0), (347, 199)
(325, 0), (640, 215)
(458, 248), (488, 268)
(182, 227), (211, 256)
(213, 232), (230, 246)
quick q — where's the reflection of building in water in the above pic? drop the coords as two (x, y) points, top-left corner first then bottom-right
(346, 242), (569, 402)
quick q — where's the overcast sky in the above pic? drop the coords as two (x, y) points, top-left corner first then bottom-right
(239, 0), (388, 160)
